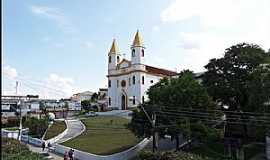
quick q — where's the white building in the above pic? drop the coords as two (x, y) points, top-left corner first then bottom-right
(107, 31), (177, 110)
(71, 91), (94, 101)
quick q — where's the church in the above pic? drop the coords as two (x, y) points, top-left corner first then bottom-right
(107, 31), (177, 110)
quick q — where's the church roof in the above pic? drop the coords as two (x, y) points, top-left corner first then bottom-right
(109, 39), (119, 55)
(132, 30), (144, 47)
(145, 65), (177, 76)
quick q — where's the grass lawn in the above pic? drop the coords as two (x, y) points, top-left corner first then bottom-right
(62, 116), (141, 155)
(4, 127), (19, 131)
(43, 121), (66, 140)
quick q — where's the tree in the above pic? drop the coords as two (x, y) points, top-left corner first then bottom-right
(91, 92), (99, 102)
(81, 100), (92, 113)
(203, 43), (269, 111)
(202, 43), (270, 158)
(129, 70), (215, 150)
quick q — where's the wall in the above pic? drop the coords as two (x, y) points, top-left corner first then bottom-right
(54, 138), (150, 160)
(267, 136), (270, 160)
(1, 129), (43, 147)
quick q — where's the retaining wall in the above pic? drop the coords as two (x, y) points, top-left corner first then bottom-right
(54, 138), (150, 160)
(1, 129), (43, 147)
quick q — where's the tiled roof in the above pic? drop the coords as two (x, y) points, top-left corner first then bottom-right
(145, 65), (177, 76)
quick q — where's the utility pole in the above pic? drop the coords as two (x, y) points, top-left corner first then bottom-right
(129, 97), (158, 152)
(15, 81), (23, 141)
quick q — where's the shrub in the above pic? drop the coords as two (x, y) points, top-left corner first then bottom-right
(1, 137), (45, 160)
(23, 117), (49, 138)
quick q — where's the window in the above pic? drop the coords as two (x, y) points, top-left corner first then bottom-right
(117, 80), (119, 88)
(150, 80), (153, 83)
(132, 76), (136, 85)
(121, 80), (126, 87)
(108, 80), (111, 87)
(132, 49), (135, 57)
(142, 49), (144, 57)
(133, 96), (136, 105)
(129, 78), (131, 86)
(117, 56), (120, 63)
(142, 76), (144, 85)
(109, 56), (111, 63)
(142, 96), (144, 103)
(109, 97), (111, 106)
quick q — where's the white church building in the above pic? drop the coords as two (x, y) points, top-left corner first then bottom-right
(107, 31), (177, 110)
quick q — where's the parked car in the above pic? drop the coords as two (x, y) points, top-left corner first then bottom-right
(85, 111), (98, 117)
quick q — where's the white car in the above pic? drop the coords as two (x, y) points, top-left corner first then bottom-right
(85, 111), (98, 117)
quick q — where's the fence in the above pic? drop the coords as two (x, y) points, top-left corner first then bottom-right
(53, 138), (150, 160)
(1, 129), (44, 147)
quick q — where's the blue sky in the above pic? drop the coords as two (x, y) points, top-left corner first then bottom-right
(3, 0), (270, 99)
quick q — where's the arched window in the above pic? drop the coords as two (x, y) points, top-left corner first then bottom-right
(109, 97), (111, 106)
(132, 76), (136, 85)
(117, 56), (120, 63)
(117, 80), (119, 88)
(108, 80), (111, 87)
(132, 49), (135, 57)
(142, 49), (144, 57)
(142, 96), (144, 103)
(109, 56), (112, 63)
(121, 80), (126, 87)
(133, 96), (136, 105)
(142, 76), (144, 85)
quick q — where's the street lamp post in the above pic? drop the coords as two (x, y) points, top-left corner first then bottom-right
(129, 97), (158, 152)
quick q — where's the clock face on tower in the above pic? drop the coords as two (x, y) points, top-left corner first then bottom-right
(121, 80), (126, 87)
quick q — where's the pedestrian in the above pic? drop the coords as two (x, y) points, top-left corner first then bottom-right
(64, 151), (68, 160)
(68, 149), (74, 160)
(42, 141), (46, 151)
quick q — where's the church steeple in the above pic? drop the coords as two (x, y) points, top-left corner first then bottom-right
(132, 30), (144, 47)
(109, 39), (119, 55)
(108, 39), (121, 71)
(131, 30), (145, 65)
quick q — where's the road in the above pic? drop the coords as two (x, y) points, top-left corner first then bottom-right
(56, 119), (85, 144)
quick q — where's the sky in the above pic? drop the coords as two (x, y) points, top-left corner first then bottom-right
(2, 0), (270, 99)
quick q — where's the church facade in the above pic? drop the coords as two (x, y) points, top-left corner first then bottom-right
(107, 31), (177, 110)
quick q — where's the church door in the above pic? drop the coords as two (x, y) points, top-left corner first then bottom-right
(121, 94), (126, 110)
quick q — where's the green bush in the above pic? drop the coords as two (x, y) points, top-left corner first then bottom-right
(1, 137), (45, 160)
(23, 117), (49, 138)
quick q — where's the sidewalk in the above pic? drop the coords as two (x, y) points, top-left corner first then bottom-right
(27, 144), (63, 160)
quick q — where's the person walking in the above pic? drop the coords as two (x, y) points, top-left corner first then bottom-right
(42, 141), (46, 151)
(64, 151), (68, 160)
(68, 149), (74, 160)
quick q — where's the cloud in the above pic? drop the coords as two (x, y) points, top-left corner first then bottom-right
(160, 0), (270, 72)
(3, 65), (18, 79)
(42, 73), (79, 99)
(30, 5), (75, 33)
(161, 0), (270, 28)
(153, 26), (160, 31)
